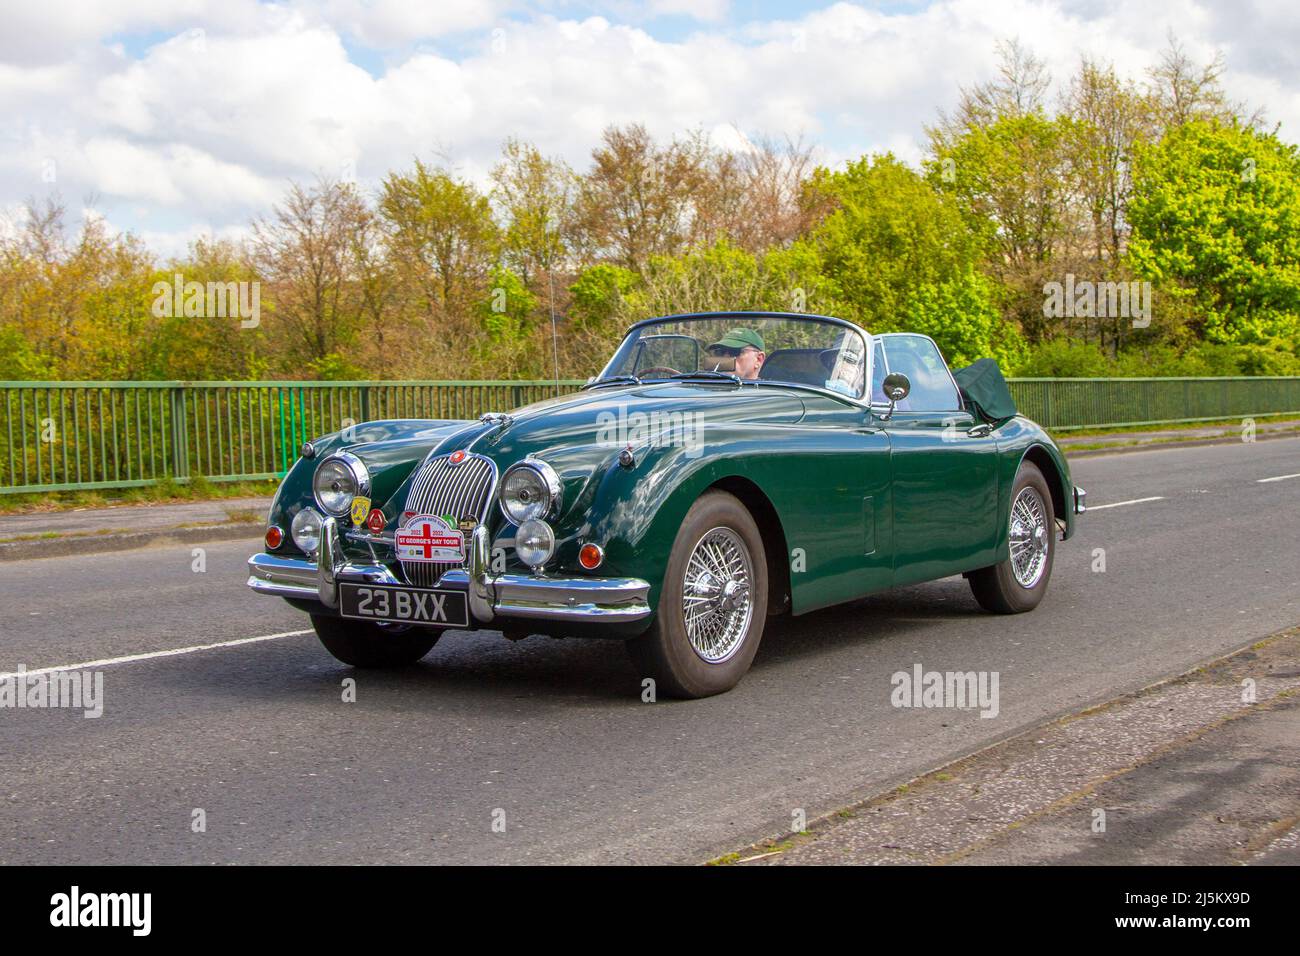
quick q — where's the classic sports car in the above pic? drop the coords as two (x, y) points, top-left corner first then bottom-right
(248, 312), (1084, 698)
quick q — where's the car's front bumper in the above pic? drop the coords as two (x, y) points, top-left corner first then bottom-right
(1074, 485), (1087, 514)
(246, 518), (652, 625)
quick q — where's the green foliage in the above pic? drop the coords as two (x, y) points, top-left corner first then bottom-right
(307, 351), (366, 381)
(474, 268), (540, 377)
(809, 155), (981, 326)
(904, 271), (1027, 369)
(928, 114), (1072, 266)
(568, 264), (638, 332)
(627, 239), (771, 319)
(0, 325), (53, 379)
(800, 155), (1018, 366)
(1014, 338), (1119, 376)
(1128, 120), (1300, 346)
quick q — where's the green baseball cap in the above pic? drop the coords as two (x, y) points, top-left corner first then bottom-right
(708, 327), (765, 352)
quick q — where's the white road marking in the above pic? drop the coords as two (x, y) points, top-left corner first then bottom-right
(1087, 496), (1166, 511)
(0, 629), (313, 680)
(1257, 473), (1300, 483)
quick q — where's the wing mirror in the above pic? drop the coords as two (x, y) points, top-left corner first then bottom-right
(880, 372), (911, 421)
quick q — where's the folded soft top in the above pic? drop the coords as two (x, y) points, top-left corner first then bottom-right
(952, 358), (1017, 422)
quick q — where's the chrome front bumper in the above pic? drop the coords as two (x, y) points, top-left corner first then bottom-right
(246, 518), (652, 625)
(1074, 486), (1087, 514)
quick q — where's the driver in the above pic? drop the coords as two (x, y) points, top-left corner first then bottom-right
(706, 328), (766, 380)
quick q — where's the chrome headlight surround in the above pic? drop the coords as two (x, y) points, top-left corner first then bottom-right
(312, 451), (371, 517)
(498, 459), (562, 525)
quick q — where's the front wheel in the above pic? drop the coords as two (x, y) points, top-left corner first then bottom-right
(968, 461), (1055, 613)
(311, 614), (440, 667)
(625, 490), (768, 699)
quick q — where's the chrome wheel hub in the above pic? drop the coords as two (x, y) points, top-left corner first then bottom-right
(682, 527), (754, 664)
(1008, 487), (1049, 588)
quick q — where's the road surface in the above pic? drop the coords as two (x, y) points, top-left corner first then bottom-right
(1, 437), (1296, 864)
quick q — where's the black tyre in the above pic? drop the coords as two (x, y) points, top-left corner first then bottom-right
(626, 490), (768, 699)
(311, 614), (440, 667)
(968, 461), (1055, 613)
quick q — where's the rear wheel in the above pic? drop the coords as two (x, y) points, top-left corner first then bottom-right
(626, 490), (768, 698)
(968, 462), (1055, 613)
(311, 614), (440, 667)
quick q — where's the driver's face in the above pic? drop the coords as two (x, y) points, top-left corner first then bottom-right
(734, 346), (764, 380)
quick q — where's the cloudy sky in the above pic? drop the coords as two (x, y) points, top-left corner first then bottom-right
(1, 0), (1295, 257)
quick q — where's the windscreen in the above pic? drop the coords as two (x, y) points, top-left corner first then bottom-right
(598, 315), (870, 398)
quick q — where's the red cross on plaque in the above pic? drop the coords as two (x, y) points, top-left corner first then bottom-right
(410, 522), (437, 559)
(398, 518), (461, 561)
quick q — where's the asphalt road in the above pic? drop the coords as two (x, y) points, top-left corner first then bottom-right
(1, 437), (1297, 864)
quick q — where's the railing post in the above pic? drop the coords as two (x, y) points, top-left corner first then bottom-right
(169, 386), (189, 480)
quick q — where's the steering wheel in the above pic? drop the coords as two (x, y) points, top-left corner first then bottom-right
(638, 366), (680, 378)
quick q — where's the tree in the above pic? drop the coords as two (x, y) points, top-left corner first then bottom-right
(248, 179), (370, 364)
(379, 159), (498, 335)
(1146, 33), (1244, 130)
(627, 239), (773, 319)
(929, 38), (1052, 153)
(1127, 120), (1300, 348)
(144, 237), (264, 380)
(693, 133), (819, 254)
(1063, 58), (1155, 266)
(490, 139), (575, 290)
(0, 198), (157, 379)
(571, 124), (710, 272)
(801, 154), (1019, 364)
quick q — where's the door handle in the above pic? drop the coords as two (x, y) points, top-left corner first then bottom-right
(967, 424), (992, 438)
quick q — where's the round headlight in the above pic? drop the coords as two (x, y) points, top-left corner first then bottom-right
(499, 460), (561, 525)
(313, 453), (368, 516)
(292, 507), (322, 554)
(515, 519), (555, 569)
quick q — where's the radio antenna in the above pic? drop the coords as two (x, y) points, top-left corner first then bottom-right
(547, 226), (561, 397)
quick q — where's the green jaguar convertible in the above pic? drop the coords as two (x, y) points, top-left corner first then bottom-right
(248, 312), (1084, 698)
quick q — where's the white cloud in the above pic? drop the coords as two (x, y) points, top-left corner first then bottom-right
(0, 0), (1295, 254)
(645, 0), (731, 21)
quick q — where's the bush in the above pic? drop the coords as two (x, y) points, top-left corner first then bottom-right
(1013, 339), (1113, 377)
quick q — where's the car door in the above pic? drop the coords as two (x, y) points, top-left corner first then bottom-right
(876, 333), (1001, 585)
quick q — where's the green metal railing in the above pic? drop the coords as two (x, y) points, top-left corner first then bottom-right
(1, 376), (1297, 494)
(0, 380), (582, 495)
(1007, 377), (1300, 432)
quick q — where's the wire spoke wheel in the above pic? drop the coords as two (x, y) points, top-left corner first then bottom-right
(1008, 486), (1049, 588)
(682, 526), (754, 664)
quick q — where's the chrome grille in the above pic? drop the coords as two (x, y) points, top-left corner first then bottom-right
(398, 452), (497, 587)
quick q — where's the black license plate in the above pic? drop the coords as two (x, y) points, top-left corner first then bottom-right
(338, 583), (469, 628)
